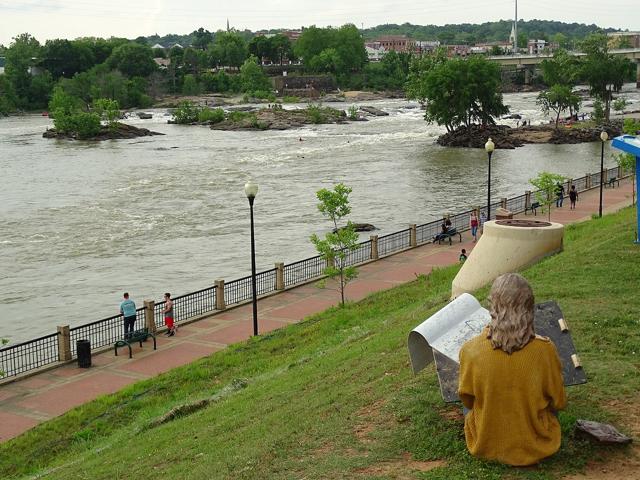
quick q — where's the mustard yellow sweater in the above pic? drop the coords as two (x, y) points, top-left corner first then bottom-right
(458, 330), (567, 466)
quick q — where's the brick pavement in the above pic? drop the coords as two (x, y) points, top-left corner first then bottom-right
(0, 178), (635, 442)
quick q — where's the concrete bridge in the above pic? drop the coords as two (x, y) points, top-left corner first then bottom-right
(488, 48), (640, 87)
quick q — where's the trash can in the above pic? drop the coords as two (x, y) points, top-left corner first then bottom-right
(77, 339), (91, 368)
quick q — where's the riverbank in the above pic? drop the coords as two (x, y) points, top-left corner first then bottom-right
(1, 200), (638, 479)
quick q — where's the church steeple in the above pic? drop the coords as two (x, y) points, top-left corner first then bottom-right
(226, 18), (230, 32)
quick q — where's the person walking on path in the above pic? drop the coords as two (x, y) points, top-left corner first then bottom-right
(555, 183), (565, 208)
(163, 292), (175, 336)
(119, 292), (137, 339)
(470, 211), (479, 242)
(569, 185), (578, 210)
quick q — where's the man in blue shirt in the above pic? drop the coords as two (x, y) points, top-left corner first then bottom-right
(120, 292), (137, 339)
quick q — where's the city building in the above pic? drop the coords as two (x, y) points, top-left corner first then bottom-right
(415, 40), (440, 54)
(364, 42), (386, 61)
(281, 30), (302, 42)
(527, 39), (558, 55)
(374, 35), (416, 53)
(151, 43), (165, 50)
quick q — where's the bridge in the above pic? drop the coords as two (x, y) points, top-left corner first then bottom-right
(488, 48), (640, 87)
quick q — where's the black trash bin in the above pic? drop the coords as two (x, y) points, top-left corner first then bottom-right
(77, 339), (91, 368)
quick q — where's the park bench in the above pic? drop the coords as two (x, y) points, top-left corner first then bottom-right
(435, 228), (462, 245)
(604, 177), (620, 188)
(114, 327), (156, 359)
(525, 202), (540, 216)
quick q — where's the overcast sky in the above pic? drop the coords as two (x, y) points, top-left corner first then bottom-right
(0, 0), (638, 45)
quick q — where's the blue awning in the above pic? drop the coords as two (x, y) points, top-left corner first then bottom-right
(612, 135), (640, 157)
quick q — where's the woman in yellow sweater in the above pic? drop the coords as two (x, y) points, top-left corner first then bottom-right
(458, 273), (567, 466)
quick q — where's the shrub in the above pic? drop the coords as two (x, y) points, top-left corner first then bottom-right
(305, 104), (325, 124)
(93, 98), (121, 131)
(71, 112), (102, 139)
(282, 96), (300, 103)
(252, 90), (277, 102)
(197, 107), (225, 124)
(347, 105), (359, 120)
(592, 99), (605, 125)
(173, 101), (201, 124)
(229, 111), (255, 122)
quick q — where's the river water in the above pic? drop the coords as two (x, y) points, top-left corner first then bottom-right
(1, 85), (638, 343)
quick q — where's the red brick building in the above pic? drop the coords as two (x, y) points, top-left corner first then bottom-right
(374, 35), (416, 53)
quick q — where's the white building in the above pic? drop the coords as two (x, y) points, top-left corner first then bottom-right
(365, 42), (386, 62)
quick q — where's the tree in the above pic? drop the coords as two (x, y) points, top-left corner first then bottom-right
(0, 75), (18, 114)
(93, 98), (120, 131)
(106, 42), (157, 78)
(271, 34), (293, 65)
(530, 172), (566, 221)
(540, 49), (580, 88)
(191, 27), (214, 50)
(209, 32), (247, 68)
(4, 33), (41, 109)
(248, 35), (274, 64)
(536, 85), (581, 128)
(239, 56), (271, 93)
(310, 184), (359, 306)
(182, 74), (201, 95)
(406, 55), (508, 132)
(41, 39), (95, 79)
(613, 97), (628, 116)
(581, 34), (632, 121)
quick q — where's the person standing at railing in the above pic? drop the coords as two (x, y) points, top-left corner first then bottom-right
(120, 292), (137, 339)
(470, 211), (479, 242)
(163, 292), (175, 337)
(479, 211), (487, 234)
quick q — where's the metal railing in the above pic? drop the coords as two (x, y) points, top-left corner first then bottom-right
(0, 167), (629, 379)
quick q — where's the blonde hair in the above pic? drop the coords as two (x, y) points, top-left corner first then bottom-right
(486, 273), (535, 354)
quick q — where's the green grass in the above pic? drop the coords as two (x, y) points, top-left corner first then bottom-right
(2, 208), (639, 479)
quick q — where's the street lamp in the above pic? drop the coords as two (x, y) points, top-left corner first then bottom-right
(244, 180), (259, 336)
(599, 131), (608, 218)
(485, 138), (495, 220)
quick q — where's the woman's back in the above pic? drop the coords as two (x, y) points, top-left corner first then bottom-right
(459, 331), (567, 466)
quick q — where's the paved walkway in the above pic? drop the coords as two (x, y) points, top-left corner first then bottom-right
(0, 179), (635, 442)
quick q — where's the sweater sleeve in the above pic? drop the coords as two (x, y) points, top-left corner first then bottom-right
(545, 343), (567, 412)
(458, 346), (475, 410)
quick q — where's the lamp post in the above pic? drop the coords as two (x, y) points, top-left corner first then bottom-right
(244, 180), (259, 336)
(485, 138), (495, 221)
(599, 131), (608, 218)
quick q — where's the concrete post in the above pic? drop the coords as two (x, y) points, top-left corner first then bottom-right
(618, 165), (623, 178)
(144, 300), (156, 334)
(525, 191), (531, 210)
(603, 168), (609, 184)
(57, 325), (71, 362)
(215, 279), (226, 310)
(586, 173), (592, 189)
(409, 224), (417, 247)
(275, 262), (284, 290)
(565, 178), (572, 196)
(370, 235), (379, 260)
(501, 197), (508, 209)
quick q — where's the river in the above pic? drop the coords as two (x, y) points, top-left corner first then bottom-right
(1, 85), (638, 342)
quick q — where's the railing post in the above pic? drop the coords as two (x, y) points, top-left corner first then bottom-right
(603, 168), (608, 184)
(326, 256), (336, 269)
(586, 173), (592, 189)
(618, 165), (623, 178)
(565, 178), (572, 196)
(144, 300), (156, 334)
(409, 224), (417, 247)
(525, 191), (531, 210)
(275, 262), (284, 290)
(215, 279), (226, 310)
(501, 197), (507, 209)
(57, 325), (71, 362)
(370, 235), (379, 260)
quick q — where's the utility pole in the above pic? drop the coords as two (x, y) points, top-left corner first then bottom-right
(514, 0), (518, 54)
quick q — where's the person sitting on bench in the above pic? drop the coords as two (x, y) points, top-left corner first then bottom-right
(434, 222), (449, 242)
(458, 273), (567, 466)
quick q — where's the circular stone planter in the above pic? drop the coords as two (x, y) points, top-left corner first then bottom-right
(451, 219), (564, 299)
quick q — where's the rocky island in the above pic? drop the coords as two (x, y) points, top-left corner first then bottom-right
(43, 122), (164, 141)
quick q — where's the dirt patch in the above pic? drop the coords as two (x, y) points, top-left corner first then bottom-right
(353, 452), (445, 479)
(353, 399), (390, 444)
(511, 129), (553, 143)
(439, 407), (464, 423)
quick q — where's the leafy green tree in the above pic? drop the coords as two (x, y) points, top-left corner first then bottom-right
(613, 97), (627, 116)
(540, 49), (580, 87)
(248, 35), (274, 64)
(580, 34), (632, 121)
(4, 33), (42, 109)
(182, 74), (201, 95)
(404, 47), (448, 105)
(536, 85), (581, 128)
(271, 34), (293, 65)
(191, 27), (214, 50)
(93, 98), (120, 131)
(0, 75), (18, 114)
(239, 56), (271, 93)
(106, 42), (157, 78)
(209, 32), (247, 68)
(530, 172), (566, 221)
(407, 54), (508, 132)
(310, 183), (359, 306)
(41, 39), (95, 79)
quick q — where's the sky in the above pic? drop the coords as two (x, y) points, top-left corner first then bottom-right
(0, 0), (638, 45)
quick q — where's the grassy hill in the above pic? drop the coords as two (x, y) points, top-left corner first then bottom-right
(2, 208), (639, 479)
